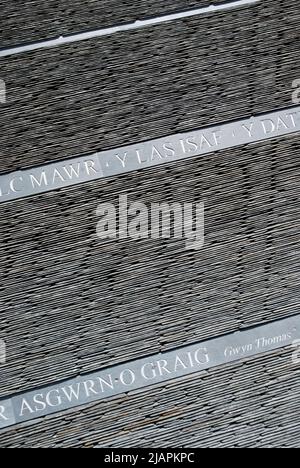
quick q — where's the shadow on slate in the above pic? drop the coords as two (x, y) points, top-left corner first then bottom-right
(0, 0), (229, 48)
(0, 0), (300, 448)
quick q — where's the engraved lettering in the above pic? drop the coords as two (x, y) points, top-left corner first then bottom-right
(212, 130), (222, 146)
(185, 137), (198, 153)
(141, 363), (157, 380)
(84, 160), (98, 175)
(0, 405), (8, 421)
(10, 176), (23, 193)
(187, 352), (195, 368)
(97, 375), (114, 393)
(255, 332), (292, 349)
(33, 394), (47, 412)
(195, 347), (210, 364)
(52, 168), (66, 183)
(261, 119), (275, 135)
(224, 344), (253, 358)
(120, 369), (136, 386)
(151, 145), (164, 161)
(0, 107), (300, 204)
(286, 112), (298, 128)
(83, 380), (99, 397)
(136, 149), (147, 164)
(180, 138), (188, 154)
(115, 152), (128, 168)
(63, 163), (81, 179)
(276, 116), (289, 131)
(163, 142), (175, 158)
(242, 122), (254, 138)
(20, 398), (34, 416)
(157, 360), (171, 376)
(62, 383), (81, 402)
(45, 389), (62, 407)
(0, 315), (298, 428)
(30, 171), (48, 188)
(0, 184), (9, 197)
(199, 134), (213, 150)
(174, 355), (188, 372)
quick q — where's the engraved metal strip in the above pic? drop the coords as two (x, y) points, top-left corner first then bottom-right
(0, 315), (299, 430)
(0, 106), (300, 204)
(0, 0), (260, 58)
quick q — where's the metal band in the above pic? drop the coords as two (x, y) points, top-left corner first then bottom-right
(1, 106), (300, 205)
(0, 0), (259, 58)
(1, 315), (299, 430)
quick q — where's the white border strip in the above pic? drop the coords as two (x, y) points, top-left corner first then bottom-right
(0, 105), (299, 204)
(0, 0), (260, 58)
(0, 314), (299, 430)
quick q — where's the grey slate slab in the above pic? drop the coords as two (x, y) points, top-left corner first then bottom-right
(0, 0), (298, 174)
(0, 106), (299, 203)
(0, 0), (300, 449)
(0, 0), (229, 48)
(1, 315), (298, 430)
(0, 135), (299, 397)
(1, 349), (300, 447)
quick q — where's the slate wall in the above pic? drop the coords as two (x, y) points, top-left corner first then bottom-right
(0, 0), (299, 448)
(0, 0), (228, 47)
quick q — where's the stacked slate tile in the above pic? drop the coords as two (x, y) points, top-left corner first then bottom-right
(0, 0), (299, 448)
